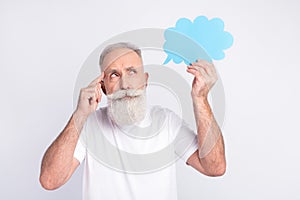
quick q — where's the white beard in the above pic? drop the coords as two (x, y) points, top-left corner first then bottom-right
(107, 89), (147, 126)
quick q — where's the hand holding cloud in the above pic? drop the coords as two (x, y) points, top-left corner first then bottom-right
(163, 16), (233, 65)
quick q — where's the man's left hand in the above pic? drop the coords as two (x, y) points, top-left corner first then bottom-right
(186, 59), (218, 99)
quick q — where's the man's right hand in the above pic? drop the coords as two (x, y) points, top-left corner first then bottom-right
(74, 73), (104, 119)
(40, 73), (105, 190)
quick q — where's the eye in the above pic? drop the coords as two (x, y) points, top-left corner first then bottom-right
(110, 72), (119, 78)
(129, 68), (137, 75)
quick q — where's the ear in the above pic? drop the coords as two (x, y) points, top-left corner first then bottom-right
(144, 72), (149, 87)
(101, 80), (107, 95)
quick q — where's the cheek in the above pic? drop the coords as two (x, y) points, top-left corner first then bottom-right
(104, 82), (120, 94)
(129, 75), (146, 88)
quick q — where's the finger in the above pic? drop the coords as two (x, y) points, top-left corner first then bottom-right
(187, 65), (209, 77)
(194, 61), (217, 82)
(100, 72), (105, 80)
(95, 86), (102, 103)
(186, 67), (202, 77)
(81, 89), (98, 104)
(85, 82), (102, 93)
(82, 87), (97, 94)
(84, 92), (96, 104)
(87, 93), (100, 107)
(201, 62), (216, 77)
(86, 86), (101, 101)
(82, 90), (96, 100)
(191, 62), (210, 75)
(187, 66), (210, 82)
(195, 59), (212, 66)
(192, 59), (214, 75)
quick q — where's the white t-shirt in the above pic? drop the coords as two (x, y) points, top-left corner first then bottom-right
(74, 105), (198, 200)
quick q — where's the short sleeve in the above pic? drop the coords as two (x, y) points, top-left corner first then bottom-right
(73, 138), (86, 163)
(167, 109), (198, 164)
(178, 133), (198, 163)
(73, 120), (88, 163)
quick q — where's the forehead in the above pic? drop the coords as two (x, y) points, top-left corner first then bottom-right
(102, 48), (142, 71)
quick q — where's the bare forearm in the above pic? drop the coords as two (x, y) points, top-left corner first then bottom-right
(39, 112), (86, 189)
(40, 74), (103, 189)
(193, 97), (226, 175)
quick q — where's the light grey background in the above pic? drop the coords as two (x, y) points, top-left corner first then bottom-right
(1, 0), (299, 199)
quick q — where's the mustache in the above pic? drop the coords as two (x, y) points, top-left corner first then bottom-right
(106, 89), (145, 100)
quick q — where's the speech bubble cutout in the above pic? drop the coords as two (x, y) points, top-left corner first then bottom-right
(163, 16), (234, 65)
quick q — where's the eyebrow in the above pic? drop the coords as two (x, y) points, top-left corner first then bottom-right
(105, 66), (138, 74)
(125, 66), (137, 71)
(105, 69), (118, 74)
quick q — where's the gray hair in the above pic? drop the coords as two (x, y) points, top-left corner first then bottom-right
(99, 42), (142, 71)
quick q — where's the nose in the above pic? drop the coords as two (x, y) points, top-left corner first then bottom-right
(120, 76), (131, 90)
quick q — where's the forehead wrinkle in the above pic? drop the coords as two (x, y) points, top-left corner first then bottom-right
(102, 49), (139, 70)
(105, 66), (140, 75)
(105, 63), (143, 75)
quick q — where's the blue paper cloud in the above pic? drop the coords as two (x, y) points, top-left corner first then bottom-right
(163, 16), (234, 65)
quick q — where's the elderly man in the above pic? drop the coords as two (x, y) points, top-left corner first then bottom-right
(39, 42), (226, 200)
